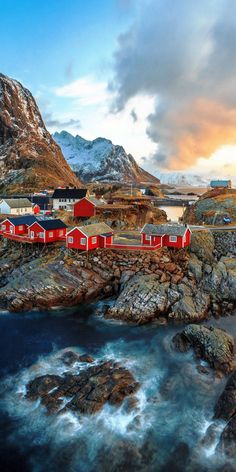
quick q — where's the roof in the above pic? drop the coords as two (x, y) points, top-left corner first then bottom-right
(52, 188), (87, 199)
(0, 198), (32, 208)
(71, 222), (113, 237)
(87, 197), (104, 206)
(141, 223), (189, 236)
(30, 196), (50, 205)
(210, 180), (231, 187)
(5, 215), (37, 226)
(32, 219), (67, 230)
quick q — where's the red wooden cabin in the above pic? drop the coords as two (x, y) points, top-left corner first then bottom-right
(141, 224), (191, 248)
(67, 222), (113, 251)
(28, 219), (67, 243)
(73, 197), (104, 218)
(0, 215), (37, 235)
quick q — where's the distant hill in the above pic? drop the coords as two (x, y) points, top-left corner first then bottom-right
(157, 172), (209, 187)
(53, 131), (160, 185)
(0, 73), (79, 193)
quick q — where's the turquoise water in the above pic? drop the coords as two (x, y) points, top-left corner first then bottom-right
(0, 305), (234, 472)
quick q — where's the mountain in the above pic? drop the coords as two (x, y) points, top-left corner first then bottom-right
(157, 172), (209, 187)
(0, 74), (79, 193)
(53, 131), (160, 185)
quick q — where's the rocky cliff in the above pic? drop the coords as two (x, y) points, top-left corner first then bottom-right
(53, 131), (160, 185)
(0, 73), (79, 193)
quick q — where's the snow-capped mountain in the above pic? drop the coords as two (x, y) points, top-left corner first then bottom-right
(0, 74), (79, 193)
(53, 131), (160, 185)
(157, 172), (209, 187)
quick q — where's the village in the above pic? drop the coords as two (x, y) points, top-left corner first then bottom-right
(0, 186), (193, 252)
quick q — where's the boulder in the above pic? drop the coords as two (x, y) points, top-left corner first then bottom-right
(173, 325), (235, 374)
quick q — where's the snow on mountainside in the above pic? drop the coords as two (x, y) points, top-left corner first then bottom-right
(157, 172), (209, 187)
(53, 131), (160, 184)
(0, 73), (79, 193)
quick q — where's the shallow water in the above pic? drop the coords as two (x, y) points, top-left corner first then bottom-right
(0, 305), (235, 472)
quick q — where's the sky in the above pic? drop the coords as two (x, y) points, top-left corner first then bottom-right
(0, 0), (236, 180)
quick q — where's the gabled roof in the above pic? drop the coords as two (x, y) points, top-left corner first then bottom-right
(141, 223), (189, 236)
(69, 222), (113, 237)
(31, 219), (67, 230)
(87, 197), (104, 206)
(52, 188), (87, 199)
(30, 196), (50, 206)
(0, 198), (32, 208)
(4, 215), (37, 226)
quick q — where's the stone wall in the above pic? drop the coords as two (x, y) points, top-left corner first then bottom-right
(212, 231), (236, 258)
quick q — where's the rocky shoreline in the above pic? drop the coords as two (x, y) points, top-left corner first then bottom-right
(0, 230), (236, 323)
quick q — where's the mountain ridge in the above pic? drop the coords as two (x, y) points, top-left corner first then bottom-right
(0, 73), (80, 193)
(53, 130), (160, 185)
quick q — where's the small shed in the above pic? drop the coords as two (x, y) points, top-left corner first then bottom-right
(67, 222), (113, 251)
(1, 215), (37, 235)
(141, 223), (191, 248)
(28, 219), (67, 243)
(73, 197), (104, 218)
(210, 180), (232, 189)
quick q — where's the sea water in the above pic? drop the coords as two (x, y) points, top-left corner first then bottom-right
(0, 305), (234, 472)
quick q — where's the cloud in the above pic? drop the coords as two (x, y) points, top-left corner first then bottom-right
(54, 76), (108, 106)
(130, 108), (138, 122)
(43, 112), (80, 129)
(110, 0), (236, 170)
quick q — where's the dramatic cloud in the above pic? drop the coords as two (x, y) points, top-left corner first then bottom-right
(110, 0), (236, 170)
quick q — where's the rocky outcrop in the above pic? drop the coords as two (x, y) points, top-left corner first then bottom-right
(215, 370), (236, 421)
(0, 73), (79, 193)
(217, 415), (236, 458)
(53, 131), (160, 185)
(26, 356), (139, 415)
(173, 325), (235, 374)
(183, 188), (236, 225)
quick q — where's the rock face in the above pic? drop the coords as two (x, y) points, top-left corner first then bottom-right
(173, 325), (235, 374)
(215, 370), (236, 421)
(0, 73), (79, 193)
(53, 130), (160, 185)
(183, 188), (236, 225)
(25, 357), (139, 415)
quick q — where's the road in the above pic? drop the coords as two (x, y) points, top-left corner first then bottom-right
(190, 225), (236, 232)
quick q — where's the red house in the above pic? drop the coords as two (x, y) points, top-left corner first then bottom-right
(141, 223), (191, 248)
(0, 215), (37, 235)
(73, 197), (104, 218)
(28, 219), (67, 243)
(67, 222), (113, 251)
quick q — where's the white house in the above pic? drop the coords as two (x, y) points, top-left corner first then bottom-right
(0, 198), (33, 215)
(52, 188), (88, 211)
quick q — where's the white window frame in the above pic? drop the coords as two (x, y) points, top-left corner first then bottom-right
(145, 234), (151, 241)
(169, 235), (177, 243)
(68, 236), (73, 243)
(2, 225), (6, 231)
(39, 232), (44, 238)
(49, 231), (54, 238)
(59, 230), (64, 236)
(92, 236), (97, 244)
(80, 237), (86, 245)
(18, 225), (23, 230)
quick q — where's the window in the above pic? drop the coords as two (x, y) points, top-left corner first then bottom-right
(2, 225), (6, 231)
(68, 236), (73, 243)
(145, 235), (151, 240)
(59, 230), (64, 236)
(18, 225), (23, 230)
(92, 237), (97, 244)
(80, 237), (86, 245)
(169, 235), (177, 242)
(39, 232), (44, 238)
(49, 232), (53, 237)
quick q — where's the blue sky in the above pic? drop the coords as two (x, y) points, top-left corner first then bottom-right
(1, 0), (236, 179)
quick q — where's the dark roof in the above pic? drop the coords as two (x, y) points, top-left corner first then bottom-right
(34, 219), (67, 230)
(5, 215), (37, 226)
(30, 196), (50, 205)
(52, 188), (87, 199)
(141, 223), (189, 236)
